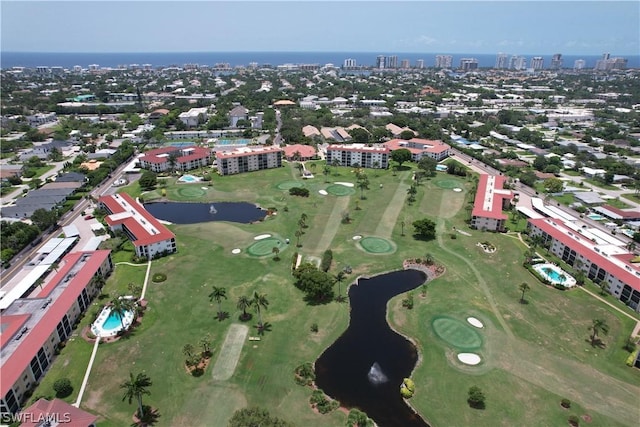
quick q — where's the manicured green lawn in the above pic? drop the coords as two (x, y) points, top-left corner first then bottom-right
(606, 197), (632, 209)
(30, 163), (640, 427)
(584, 178), (619, 191)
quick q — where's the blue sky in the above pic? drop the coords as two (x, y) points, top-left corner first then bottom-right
(1, 1), (638, 54)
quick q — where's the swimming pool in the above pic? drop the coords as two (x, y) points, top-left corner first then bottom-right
(178, 174), (202, 183)
(167, 141), (196, 148)
(532, 263), (576, 288)
(436, 164), (448, 172)
(91, 305), (135, 338)
(587, 213), (605, 221)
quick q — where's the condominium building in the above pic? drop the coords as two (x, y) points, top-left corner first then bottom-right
(376, 55), (386, 69)
(383, 138), (451, 162)
(343, 58), (357, 69)
(138, 146), (213, 173)
(595, 53), (628, 71)
(400, 59), (410, 69)
(459, 58), (479, 71)
(387, 55), (398, 69)
(1, 250), (113, 415)
(527, 217), (640, 311)
(530, 56), (544, 70)
(326, 144), (389, 169)
(215, 146), (283, 175)
(510, 55), (527, 70)
(495, 53), (509, 69)
(551, 53), (563, 69)
(416, 59), (425, 69)
(471, 175), (513, 232)
(99, 193), (177, 259)
(178, 107), (208, 128)
(574, 59), (586, 70)
(435, 55), (453, 68)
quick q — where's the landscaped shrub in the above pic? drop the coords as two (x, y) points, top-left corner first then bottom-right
(467, 385), (486, 409)
(561, 398), (571, 408)
(625, 349), (639, 367)
(568, 414), (580, 426)
(289, 187), (309, 197)
(294, 362), (315, 386)
(152, 273), (167, 283)
(53, 378), (73, 398)
(320, 249), (333, 272)
(310, 389), (339, 414)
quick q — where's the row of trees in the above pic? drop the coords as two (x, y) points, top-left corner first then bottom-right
(209, 286), (271, 334)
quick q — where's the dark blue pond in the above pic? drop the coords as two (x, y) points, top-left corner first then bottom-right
(315, 269), (430, 427)
(143, 202), (266, 224)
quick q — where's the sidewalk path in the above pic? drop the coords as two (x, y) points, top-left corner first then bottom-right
(73, 337), (100, 408)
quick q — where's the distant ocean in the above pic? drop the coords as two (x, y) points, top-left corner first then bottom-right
(1, 51), (639, 69)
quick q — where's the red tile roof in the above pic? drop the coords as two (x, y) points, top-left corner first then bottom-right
(20, 398), (98, 427)
(384, 138), (450, 154)
(283, 144), (316, 158)
(99, 193), (175, 247)
(528, 218), (640, 290)
(600, 205), (640, 219)
(0, 251), (111, 397)
(472, 174), (512, 220)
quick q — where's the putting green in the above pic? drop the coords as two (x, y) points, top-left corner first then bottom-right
(177, 186), (206, 198)
(431, 316), (482, 350)
(325, 184), (356, 196)
(359, 236), (395, 254)
(277, 181), (304, 190)
(434, 179), (463, 189)
(246, 237), (286, 257)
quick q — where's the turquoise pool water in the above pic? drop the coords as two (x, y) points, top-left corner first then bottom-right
(102, 311), (126, 331)
(179, 174), (199, 183)
(167, 141), (196, 148)
(587, 213), (605, 221)
(532, 263), (576, 287)
(436, 164), (448, 172)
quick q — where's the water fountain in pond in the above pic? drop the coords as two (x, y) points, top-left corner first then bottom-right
(367, 362), (388, 385)
(209, 204), (217, 214)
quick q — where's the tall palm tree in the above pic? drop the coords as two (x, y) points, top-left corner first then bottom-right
(120, 372), (152, 419)
(209, 286), (227, 318)
(590, 319), (609, 346)
(323, 165), (331, 182)
(334, 271), (346, 301)
(272, 246), (280, 260)
(252, 291), (269, 327)
(356, 173), (369, 200)
(295, 229), (303, 247)
(110, 296), (134, 328)
(519, 282), (531, 304)
(401, 220), (405, 236)
(237, 295), (252, 321)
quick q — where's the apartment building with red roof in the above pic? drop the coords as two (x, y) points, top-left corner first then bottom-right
(1, 250), (112, 415)
(471, 174), (514, 232)
(325, 144), (389, 169)
(215, 146), (283, 175)
(98, 193), (176, 259)
(383, 138), (451, 162)
(527, 217), (640, 311)
(138, 146), (212, 173)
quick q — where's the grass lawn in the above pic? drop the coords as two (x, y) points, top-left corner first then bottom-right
(621, 192), (640, 204)
(606, 197), (632, 209)
(562, 170), (582, 176)
(30, 163), (640, 427)
(584, 178), (619, 191)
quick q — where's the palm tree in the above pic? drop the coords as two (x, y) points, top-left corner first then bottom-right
(558, 274), (567, 286)
(626, 241), (637, 253)
(356, 173), (369, 200)
(252, 291), (269, 328)
(208, 286), (227, 319)
(334, 271), (346, 301)
(309, 163), (317, 172)
(589, 319), (609, 347)
(424, 253), (434, 266)
(331, 158), (341, 170)
(199, 334), (212, 356)
(120, 372), (152, 419)
(295, 229), (303, 247)
(272, 246), (280, 260)
(182, 343), (194, 359)
(323, 165), (331, 182)
(519, 282), (531, 304)
(237, 295), (252, 321)
(300, 212), (308, 223)
(110, 296), (134, 328)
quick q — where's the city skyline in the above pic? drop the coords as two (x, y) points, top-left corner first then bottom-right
(1, 1), (639, 55)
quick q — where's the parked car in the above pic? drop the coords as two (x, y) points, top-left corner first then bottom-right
(84, 215), (94, 220)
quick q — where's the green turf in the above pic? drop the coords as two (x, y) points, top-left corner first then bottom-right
(325, 184), (356, 196)
(433, 178), (464, 189)
(246, 237), (286, 257)
(431, 316), (483, 350)
(277, 181), (304, 190)
(176, 186), (207, 198)
(31, 163), (640, 427)
(358, 236), (396, 254)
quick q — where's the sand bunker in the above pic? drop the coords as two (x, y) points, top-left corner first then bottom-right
(352, 235), (362, 240)
(453, 188), (462, 192)
(319, 190), (328, 195)
(201, 187), (208, 190)
(231, 249), (241, 254)
(457, 353), (481, 365)
(335, 181), (355, 187)
(254, 234), (272, 240)
(467, 317), (484, 328)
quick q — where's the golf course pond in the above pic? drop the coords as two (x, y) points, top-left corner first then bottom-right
(143, 201), (267, 224)
(315, 269), (430, 427)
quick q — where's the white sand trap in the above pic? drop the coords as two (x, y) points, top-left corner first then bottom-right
(457, 353), (481, 365)
(319, 190), (328, 195)
(453, 188), (462, 192)
(211, 324), (248, 381)
(254, 234), (272, 240)
(467, 317), (484, 328)
(335, 181), (355, 187)
(201, 187), (208, 190)
(231, 248), (241, 254)
(352, 235), (362, 240)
